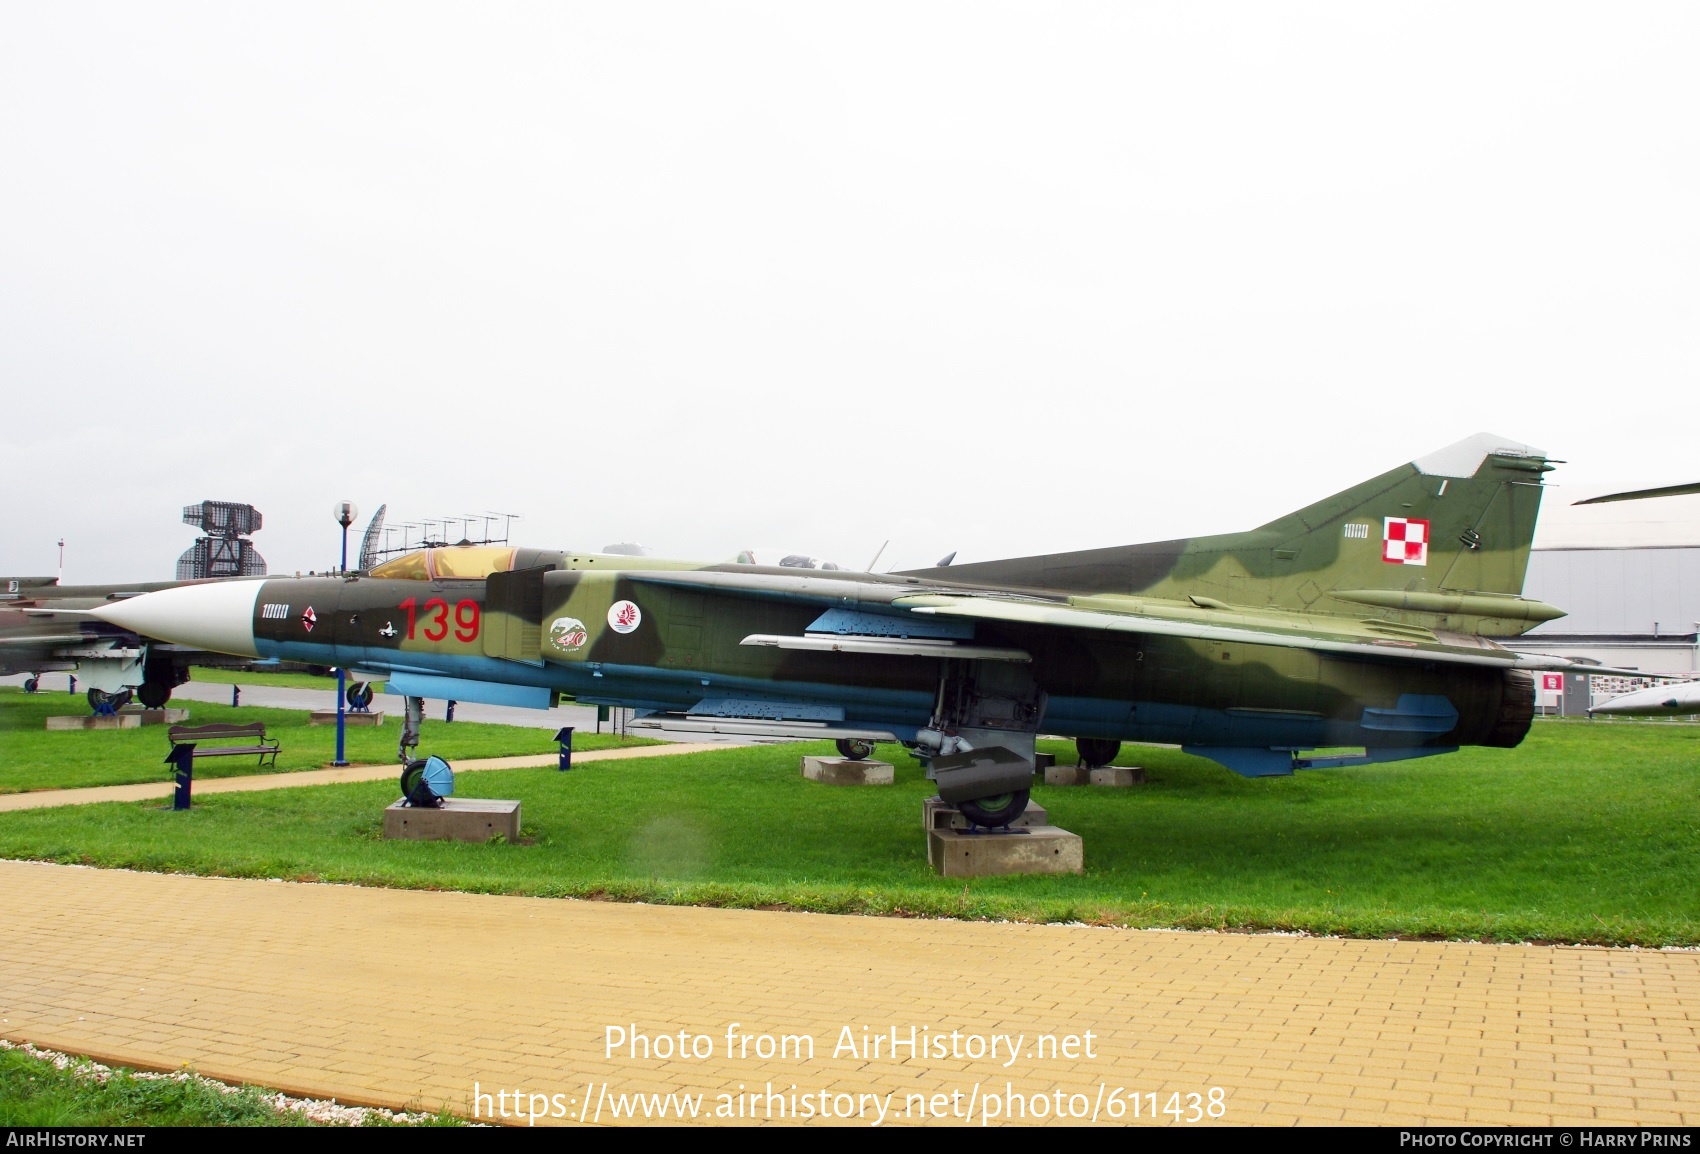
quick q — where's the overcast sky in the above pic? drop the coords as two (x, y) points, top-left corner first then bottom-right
(3, 3), (1696, 583)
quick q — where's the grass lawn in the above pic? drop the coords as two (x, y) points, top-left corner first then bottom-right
(0, 687), (660, 793)
(0, 719), (1693, 945)
(187, 665), (379, 691)
(0, 1043), (456, 1126)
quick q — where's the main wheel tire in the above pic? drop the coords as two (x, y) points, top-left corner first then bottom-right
(835, 737), (874, 761)
(399, 761), (426, 804)
(347, 681), (374, 710)
(956, 788), (1030, 829)
(138, 681), (172, 709)
(22, 677), (38, 694)
(1076, 738), (1122, 768)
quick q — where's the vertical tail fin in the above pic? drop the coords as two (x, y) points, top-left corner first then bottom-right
(906, 433), (1559, 635)
(1236, 433), (1558, 632)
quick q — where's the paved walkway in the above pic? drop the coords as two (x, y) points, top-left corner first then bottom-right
(168, 681), (769, 745)
(0, 744), (728, 813)
(0, 860), (1693, 1127)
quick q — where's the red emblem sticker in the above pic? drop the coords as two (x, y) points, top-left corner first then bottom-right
(1382, 518), (1429, 566)
(301, 606), (317, 632)
(607, 600), (641, 634)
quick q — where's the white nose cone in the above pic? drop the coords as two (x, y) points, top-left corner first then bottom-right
(1589, 680), (1700, 717)
(89, 580), (262, 657)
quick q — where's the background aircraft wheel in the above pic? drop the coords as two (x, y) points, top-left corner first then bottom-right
(956, 789), (1029, 829)
(137, 680), (172, 709)
(22, 677), (38, 694)
(1076, 738), (1122, 768)
(346, 681), (374, 710)
(86, 687), (108, 711)
(835, 737), (874, 761)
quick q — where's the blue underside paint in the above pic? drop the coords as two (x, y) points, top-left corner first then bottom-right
(688, 698), (845, 721)
(806, 608), (973, 640)
(385, 672), (554, 710)
(1360, 694), (1460, 735)
(1182, 743), (1458, 778)
(273, 639), (1459, 776)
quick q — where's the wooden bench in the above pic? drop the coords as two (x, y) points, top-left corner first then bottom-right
(166, 723), (280, 769)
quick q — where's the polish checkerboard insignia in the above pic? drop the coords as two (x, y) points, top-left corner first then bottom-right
(1382, 518), (1429, 565)
(301, 606), (318, 632)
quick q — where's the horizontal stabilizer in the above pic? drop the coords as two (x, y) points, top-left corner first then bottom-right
(1186, 744), (1456, 777)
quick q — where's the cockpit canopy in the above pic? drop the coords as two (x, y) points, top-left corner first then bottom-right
(368, 546), (519, 581)
(733, 549), (843, 571)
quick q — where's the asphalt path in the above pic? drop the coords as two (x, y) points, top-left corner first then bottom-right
(2, 670), (770, 745)
(169, 679), (773, 746)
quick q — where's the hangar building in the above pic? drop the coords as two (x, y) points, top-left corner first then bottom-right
(1514, 488), (1700, 679)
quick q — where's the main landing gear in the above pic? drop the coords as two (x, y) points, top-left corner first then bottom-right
(1075, 738), (1123, 769)
(913, 661), (1046, 828)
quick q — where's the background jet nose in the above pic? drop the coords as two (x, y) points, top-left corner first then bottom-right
(88, 580), (263, 658)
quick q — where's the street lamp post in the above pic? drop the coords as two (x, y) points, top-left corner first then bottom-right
(332, 500), (358, 767)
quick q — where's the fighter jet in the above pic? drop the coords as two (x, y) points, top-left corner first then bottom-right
(91, 433), (1608, 826)
(1571, 481), (1700, 716)
(0, 577), (198, 707)
(1590, 679), (1700, 717)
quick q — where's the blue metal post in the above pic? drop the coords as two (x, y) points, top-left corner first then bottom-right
(555, 727), (574, 771)
(333, 513), (350, 767)
(167, 744), (194, 810)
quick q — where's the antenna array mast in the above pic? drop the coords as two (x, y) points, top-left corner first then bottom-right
(362, 508), (522, 564)
(176, 501), (267, 579)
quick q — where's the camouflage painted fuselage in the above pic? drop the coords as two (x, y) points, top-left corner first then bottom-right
(241, 553), (1532, 773)
(90, 433), (1559, 776)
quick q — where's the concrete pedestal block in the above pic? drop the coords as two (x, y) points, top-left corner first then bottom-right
(928, 825), (1083, 877)
(46, 714), (140, 731)
(1044, 764), (1090, 786)
(1090, 766), (1147, 787)
(310, 711), (386, 727)
(383, 798), (520, 842)
(800, 756), (894, 785)
(119, 707), (190, 725)
(922, 795), (1049, 832)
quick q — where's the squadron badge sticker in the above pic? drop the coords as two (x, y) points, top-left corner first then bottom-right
(607, 600), (642, 634)
(548, 617), (589, 653)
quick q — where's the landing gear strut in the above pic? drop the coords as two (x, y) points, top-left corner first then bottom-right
(398, 695), (425, 763)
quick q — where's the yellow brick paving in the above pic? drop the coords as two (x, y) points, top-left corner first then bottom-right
(0, 860), (1694, 1127)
